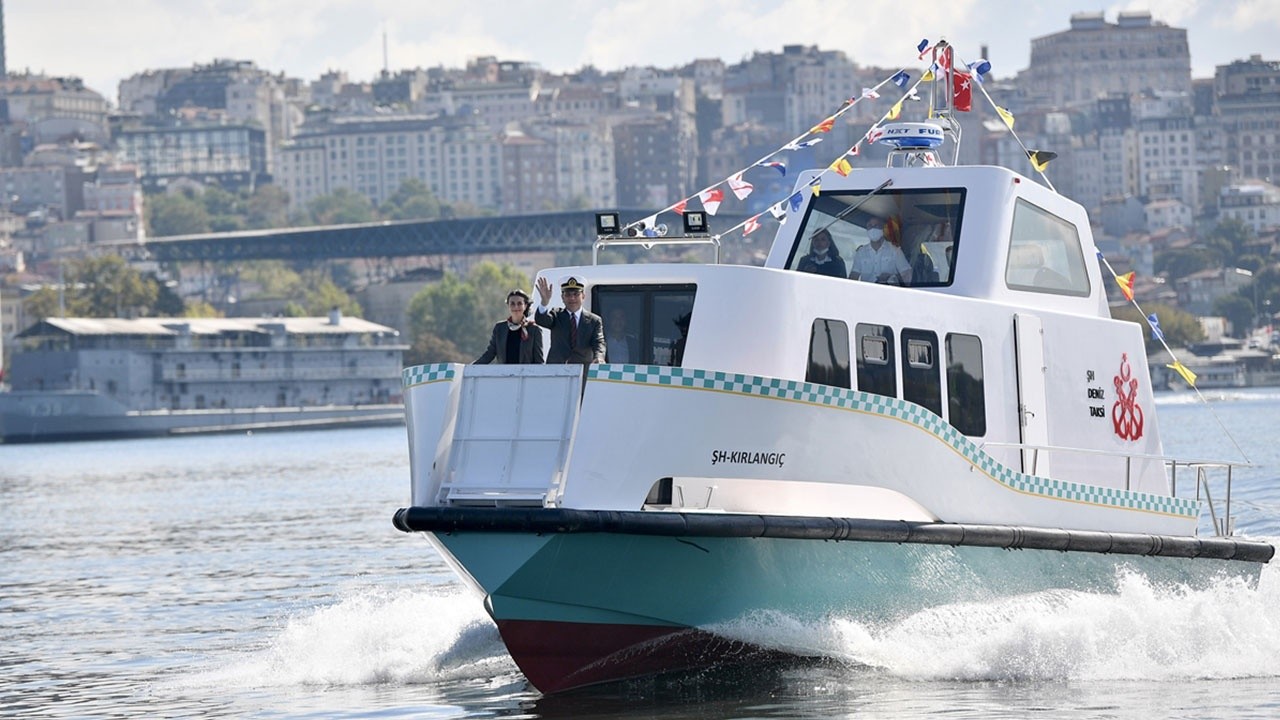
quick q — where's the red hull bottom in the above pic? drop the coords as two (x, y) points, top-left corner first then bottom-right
(495, 618), (790, 693)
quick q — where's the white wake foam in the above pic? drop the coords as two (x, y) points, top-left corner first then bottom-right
(714, 559), (1280, 682)
(187, 585), (515, 688)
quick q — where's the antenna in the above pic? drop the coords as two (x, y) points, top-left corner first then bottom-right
(382, 27), (389, 74)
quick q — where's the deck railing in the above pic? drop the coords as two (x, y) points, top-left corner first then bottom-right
(981, 440), (1250, 537)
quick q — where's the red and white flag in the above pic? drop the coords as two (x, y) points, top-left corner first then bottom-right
(671, 198), (688, 215)
(743, 214), (762, 236)
(727, 172), (754, 201)
(699, 187), (725, 215)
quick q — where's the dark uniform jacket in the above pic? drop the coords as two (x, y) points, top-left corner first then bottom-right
(535, 307), (605, 364)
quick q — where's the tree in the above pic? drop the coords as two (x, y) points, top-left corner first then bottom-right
(23, 256), (171, 320)
(308, 188), (376, 225)
(405, 261), (530, 362)
(380, 178), (441, 221)
(245, 185), (291, 229)
(1112, 303), (1205, 351)
(1213, 293), (1255, 335)
(1154, 246), (1214, 282)
(1204, 217), (1254, 265)
(147, 192), (211, 237)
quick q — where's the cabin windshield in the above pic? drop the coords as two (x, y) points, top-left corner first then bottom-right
(786, 188), (965, 287)
(592, 284), (696, 366)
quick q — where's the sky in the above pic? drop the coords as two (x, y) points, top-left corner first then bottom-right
(9, 0), (1280, 104)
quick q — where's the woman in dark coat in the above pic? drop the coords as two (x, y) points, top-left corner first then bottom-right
(796, 228), (847, 278)
(475, 289), (545, 364)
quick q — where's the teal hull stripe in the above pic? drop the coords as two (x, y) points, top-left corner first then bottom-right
(587, 364), (1199, 519)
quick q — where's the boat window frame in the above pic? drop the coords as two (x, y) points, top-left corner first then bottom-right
(945, 332), (987, 437)
(591, 283), (697, 367)
(855, 323), (897, 398)
(806, 318), (851, 389)
(1004, 198), (1092, 297)
(783, 187), (966, 288)
(901, 328), (942, 417)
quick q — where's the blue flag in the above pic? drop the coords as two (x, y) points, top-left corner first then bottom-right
(1148, 313), (1165, 343)
(788, 192), (804, 213)
(891, 71), (910, 89)
(968, 59), (991, 83)
(916, 39), (929, 54)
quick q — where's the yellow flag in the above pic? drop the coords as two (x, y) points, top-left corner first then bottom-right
(811, 180), (821, 197)
(1116, 271), (1135, 302)
(1028, 150), (1057, 173)
(830, 157), (852, 177)
(922, 69), (935, 82)
(996, 105), (1015, 129)
(888, 99), (903, 120)
(1167, 361), (1198, 388)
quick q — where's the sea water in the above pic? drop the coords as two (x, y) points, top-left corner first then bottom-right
(2, 390), (1278, 718)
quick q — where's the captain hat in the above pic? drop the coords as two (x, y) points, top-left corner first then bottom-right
(560, 276), (586, 291)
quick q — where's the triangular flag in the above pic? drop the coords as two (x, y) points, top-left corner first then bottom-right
(922, 68), (935, 82)
(1027, 150), (1057, 173)
(809, 117), (835, 134)
(743, 215), (762, 236)
(640, 214), (659, 237)
(861, 88), (880, 100)
(995, 106), (1015, 129)
(757, 161), (786, 175)
(967, 59), (991, 83)
(727, 172), (754, 201)
(888, 99), (903, 120)
(850, 143), (860, 156)
(1148, 313), (1165, 343)
(783, 138), (823, 151)
(671, 198), (688, 215)
(830, 157), (852, 177)
(788, 192), (804, 213)
(1167, 361), (1198, 388)
(768, 203), (787, 220)
(698, 188), (724, 216)
(866, 127), (885, 145)
(811, 180), (821, 197)
(1116, 271), (1135, 302)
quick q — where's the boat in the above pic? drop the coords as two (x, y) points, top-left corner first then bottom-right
(392, 43), (1274, 693)
(0, 311), (406, 442)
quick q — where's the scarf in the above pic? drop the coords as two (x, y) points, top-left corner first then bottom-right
(507, 319), (530, 341)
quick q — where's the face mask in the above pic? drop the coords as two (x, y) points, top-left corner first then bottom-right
(867, 228), (884, 241)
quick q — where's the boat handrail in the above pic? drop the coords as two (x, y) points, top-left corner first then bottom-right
(982, 440), (1247, 537)
(980, 440), (1254, 470)
(592, 235), (721, 265)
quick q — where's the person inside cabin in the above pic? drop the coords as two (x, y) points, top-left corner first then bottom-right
(475, 289), (545, 365)
(901, 221), (942, 285)
(605, 308), (638, 363)
(849, 216), (912, 285)
(535, 275), (606, 365)
(670, 311), (692, 366)
(796, 228), (847, 278)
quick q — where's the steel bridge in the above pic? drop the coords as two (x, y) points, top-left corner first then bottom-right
(103, 210), (755, 263)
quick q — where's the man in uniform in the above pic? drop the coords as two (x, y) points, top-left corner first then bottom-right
(534, 276), (605, 364)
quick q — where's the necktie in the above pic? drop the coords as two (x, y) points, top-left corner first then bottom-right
(570, 314), (578, 350)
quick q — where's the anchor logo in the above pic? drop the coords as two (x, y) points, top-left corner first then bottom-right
(1111, 353), (1144, 441)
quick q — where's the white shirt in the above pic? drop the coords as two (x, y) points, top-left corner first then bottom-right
(850, 241), (912, 284)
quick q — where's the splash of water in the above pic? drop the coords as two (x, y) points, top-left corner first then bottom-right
(713, 558), (1280, 683)
(185, 585), (515, 688)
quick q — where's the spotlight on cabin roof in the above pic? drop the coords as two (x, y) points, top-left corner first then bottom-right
(595, 212), (620, 236)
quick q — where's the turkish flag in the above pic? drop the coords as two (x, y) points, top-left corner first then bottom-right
(953, 72), (972, 112)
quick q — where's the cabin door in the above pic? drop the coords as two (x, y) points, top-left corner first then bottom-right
(1013, 313), (1052, 477)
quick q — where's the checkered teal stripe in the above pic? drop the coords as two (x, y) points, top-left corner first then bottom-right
(402, 363), (458, 388)
(588, 364), (1198, 518)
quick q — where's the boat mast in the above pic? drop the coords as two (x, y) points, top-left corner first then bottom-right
(928, 40), (963, 166)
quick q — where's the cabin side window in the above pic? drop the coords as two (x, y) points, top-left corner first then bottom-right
(901, 328), (942, 417)
(855, 323), (896, 398)
(592, 284), (697, 366)
(945, 333), (986, 437)
(806, 319), (851, 389)
(1004, 199), (1091, 296)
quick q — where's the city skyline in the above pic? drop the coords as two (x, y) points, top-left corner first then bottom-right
(10, 0), (1280, 103)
